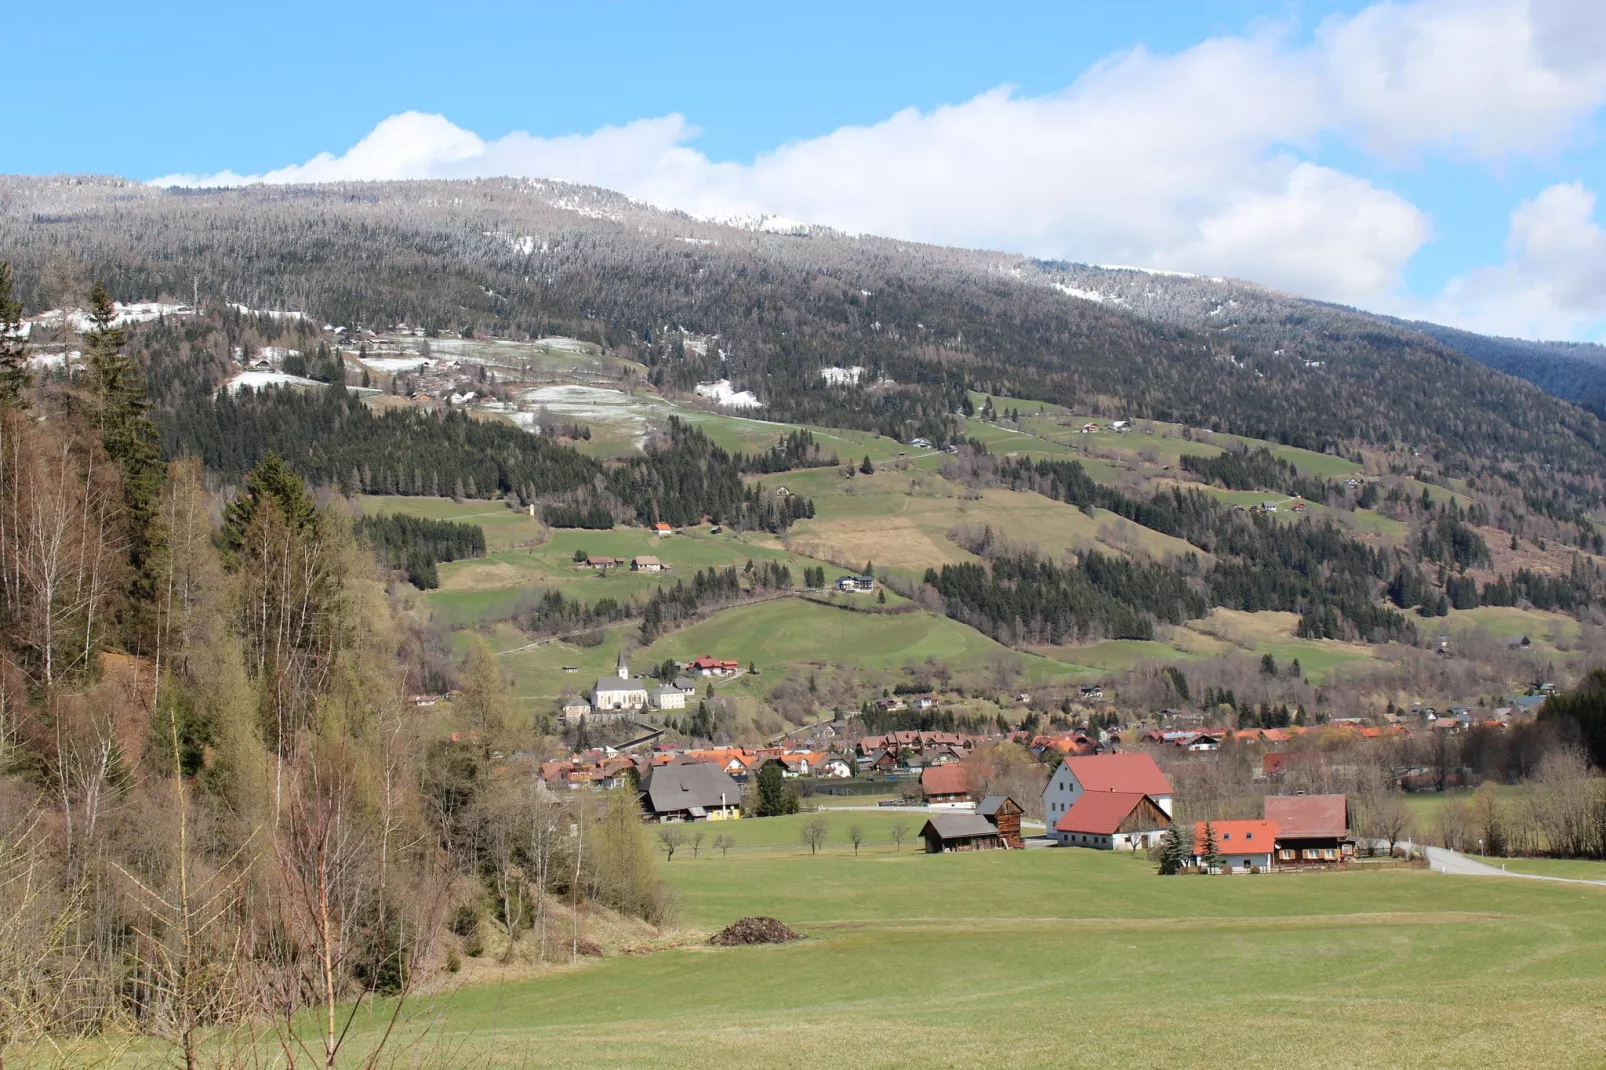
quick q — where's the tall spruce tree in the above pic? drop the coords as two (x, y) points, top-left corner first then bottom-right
(84, 282), (165, 629)
(1201, 821), (1224, 872)
(0, 263), (29, 405)
(1158, 822), (1190, 875)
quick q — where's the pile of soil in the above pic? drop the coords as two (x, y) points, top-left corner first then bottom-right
(708, 916), (803, 946)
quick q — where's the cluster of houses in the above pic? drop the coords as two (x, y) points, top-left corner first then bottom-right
(581, 554), (664, 573)
(1037, 752), (1355, 870)
(561, 652), (748, 724)
(538, 743), (852, 795)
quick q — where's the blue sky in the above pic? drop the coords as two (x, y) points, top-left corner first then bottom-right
(9, 0), (1606, 340)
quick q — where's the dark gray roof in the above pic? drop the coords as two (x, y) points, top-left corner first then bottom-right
(920, 813), (1002, 841)
(594, 676), (646, 694)
(641, 761), (742, 815)
(975, 795), (1019, 817)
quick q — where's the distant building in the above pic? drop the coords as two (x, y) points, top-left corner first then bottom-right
(652, 522), (673, 535)
(630, 555), (663, 572)
(558, 696), (592, 726)
(975, 795), (1025, 849)
(920, 813), (1004, 853)
(1265, 794), (1354, 864)
(639, 761), (743, 822)
(648, 683), (688, 711)
(1043, 753), (1174, 846)
(592, 651), (649, 711)
(920, 765), (973, 808)
(685, 654), (741, 677)
(837, 575), (876, 594)
(1193, 820), (1276, 872)
(1053, 792), (1171, 851)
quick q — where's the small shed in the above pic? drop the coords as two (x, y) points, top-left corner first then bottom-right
(975, 795), (1025, 848)
(919, 813), (1005, 854)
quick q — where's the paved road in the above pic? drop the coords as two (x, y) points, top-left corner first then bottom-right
(1422, 844), (1606, 886)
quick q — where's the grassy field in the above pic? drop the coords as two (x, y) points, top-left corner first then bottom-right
(49, 811), (1606, 1069)
(271, 832), (1606, 1067)
(359, 495), (547, 551)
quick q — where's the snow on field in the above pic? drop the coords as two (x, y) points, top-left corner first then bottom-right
(232, 304), (307, 321)
(694, 380), (762, 409)
(225, 370), (326, 393)
(713, 213), (812, 236)
(29, 302), (194, 332)
(258, 346), (301, 361)
(360, 355), (434, 372)
(532, 337), (592, 353)
(1053, 283), (1126, 305)
(819, 366), (864, 385)
(28, 350), (79, 368)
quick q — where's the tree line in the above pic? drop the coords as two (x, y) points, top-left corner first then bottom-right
(354, 510), (488, 589)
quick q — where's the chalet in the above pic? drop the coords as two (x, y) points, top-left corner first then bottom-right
(1080, 422), (1100, 433)
(685, 654), (741, 677)
(867, 748), (900, 773)
(1180, 732), (1222, 752)
(1054, 791), (1171, 851)
(975, 795), (1025, 848)
(630, 555), (664, 572)
(1264, 794), (1354, 864)
(925, 746), (965, 766)
(911, 694), (939, 711)
(647, 684), (688, 711)
(585, 556), (623, 570)
(592, 651), (649, 711)
(638, 761), (743, 822)
(920, 765), (973, 808)
(817, 756), (854, 778)
(919, 813), (1004, 853)
(1194, 820), (1277, 872)
(1043, 753), (1174, 843)
(686, 749), (756, 780)
(873, 696), (907, 712)
(1108, 420), (1130, 432)
(837, 575), (876, 594)
(1078, 685), (1105, 701)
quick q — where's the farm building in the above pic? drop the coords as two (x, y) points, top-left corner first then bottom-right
(558, 696), (592, 726)
(685, 654), (741, 677)
(638, 761), (743, 823)
(920, 765), (973, 808)
(1043, 753), (1174, 843)
(1264, 794), (1354, 864)
(630, 555), (664, 572)
(1194, 820), (1277, 872)
(652, 523), (673, 535)
(919, 813), (1005, 853)
(836, 575), (876, 593)
(1053, 791), (1171, 851)
(975, 795), (1025, 848)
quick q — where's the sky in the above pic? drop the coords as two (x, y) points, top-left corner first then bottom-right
(9, 0), (1606, 341)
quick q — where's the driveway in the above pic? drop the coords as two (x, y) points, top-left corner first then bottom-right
(1422, 844), (1606, 886)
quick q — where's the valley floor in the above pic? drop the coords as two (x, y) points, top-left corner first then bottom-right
(61, 821), (1606, 1069)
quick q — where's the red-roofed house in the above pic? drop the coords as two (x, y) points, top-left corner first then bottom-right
(1053, 791), (1172, 850)
(1043, 753), (1174, 840)
(1193, 820), (1277, 872)
(1264, 794), (1353, 864)
(920, 764), (973, 808)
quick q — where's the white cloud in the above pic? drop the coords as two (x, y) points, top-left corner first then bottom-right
(150, 0), (1606, 314)
(1418, 182), (1606, 338)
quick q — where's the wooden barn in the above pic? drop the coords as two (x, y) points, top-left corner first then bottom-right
(975, 794), (1025, 848)
(919, 813), (1005, 854)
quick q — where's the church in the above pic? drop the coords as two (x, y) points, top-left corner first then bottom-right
(591, 651), (649, 713)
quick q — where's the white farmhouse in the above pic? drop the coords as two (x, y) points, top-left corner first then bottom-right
(1043, 753), (1174, 847)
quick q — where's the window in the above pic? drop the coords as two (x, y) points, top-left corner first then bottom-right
(1279, 849), (1295, 860)
(1245, 832), (1253, 840)
(1222, 832), (1231, 841)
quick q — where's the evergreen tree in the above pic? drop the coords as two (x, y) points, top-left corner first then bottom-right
(83, 283), (165, 625)
(0, 262), (29, 406)
(220, 451), (319, 557)
(753, 760), (799, 816)
(1158, 822), (1190, 875)
(1201, 821), (1224, 871)
(859, 455), (875, 475)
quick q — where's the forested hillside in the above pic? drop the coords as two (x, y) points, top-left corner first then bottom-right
(2, 177), (1603, 503)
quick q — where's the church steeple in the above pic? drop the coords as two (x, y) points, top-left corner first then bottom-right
(616, 649), (630, 680)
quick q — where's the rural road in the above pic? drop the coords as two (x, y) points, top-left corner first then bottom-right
(1421, 844), (1606, 886)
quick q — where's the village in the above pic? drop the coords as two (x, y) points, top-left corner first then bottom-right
(518, 648), (1555, 872)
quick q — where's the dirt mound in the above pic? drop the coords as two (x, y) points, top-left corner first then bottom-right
(708, 917), (803, 946)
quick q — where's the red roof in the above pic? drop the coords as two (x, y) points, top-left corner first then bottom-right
(1063, 753), (1173, 796)
(1194, 820), (1278, 854)
(1053, 791), (1163, 835)
(1263, 794), (1348, 838)
(920, 764), (972, 798)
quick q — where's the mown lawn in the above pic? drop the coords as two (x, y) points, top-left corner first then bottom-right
(1470, 856), (1606, 880)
